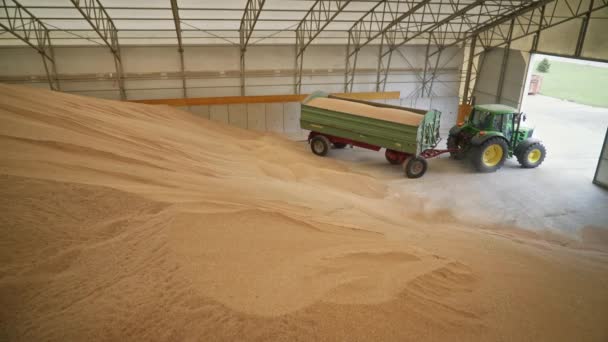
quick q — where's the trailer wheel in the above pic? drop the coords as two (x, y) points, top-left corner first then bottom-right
(310, 135), (330, 156)
(385, 149), (403, 165)
(516, 142), (546, 168)
(403, 156), (428, 178)
(333, 142), (347, 149)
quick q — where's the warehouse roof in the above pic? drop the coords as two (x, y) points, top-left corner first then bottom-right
(0, 0), (587, 47)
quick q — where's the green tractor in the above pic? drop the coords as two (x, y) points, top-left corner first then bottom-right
(447, 104), (546, 172)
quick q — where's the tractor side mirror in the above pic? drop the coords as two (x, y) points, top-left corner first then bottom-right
(518, 113), (527, 122)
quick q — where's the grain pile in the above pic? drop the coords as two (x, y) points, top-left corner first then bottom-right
(306, 97), (424, 126)
(1, 84), (607, 341)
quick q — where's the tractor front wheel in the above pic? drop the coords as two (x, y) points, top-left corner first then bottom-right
(447, 135), (465, 160)
(403, 156), (428, 178)
(310, 135), (330, 156)
(516, 142), (546, 168)
(472, 137), (508, 172)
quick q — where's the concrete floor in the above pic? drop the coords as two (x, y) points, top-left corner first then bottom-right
(304, 95), (608, 235)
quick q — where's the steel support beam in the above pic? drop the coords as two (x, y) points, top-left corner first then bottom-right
(295, 0), (351, 94)
(419, 36), (432, 97)
(170, 0), (187, 98)
(530, 4), (546, 51)
(471, 51), (487, 101)
(70, 0), (126, 100)
(373, 0), (495, 92)
(430, 0), (581, 56)
(345, 0), (432, 92)
(575, 0), (594, 57)
(1, 0), (60, 90)
(471, 0), (607, 58)
(425, 48), (442, 98)
(495, 18), (514, 104)
(239, 0), (265, 96)
(462, 34), (477, 104)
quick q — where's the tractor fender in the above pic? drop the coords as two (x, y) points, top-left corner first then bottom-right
(514, 138), (542, 156)
(470, 133), (508, 146)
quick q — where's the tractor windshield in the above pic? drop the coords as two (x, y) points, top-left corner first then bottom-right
(469, 110), (493, 129)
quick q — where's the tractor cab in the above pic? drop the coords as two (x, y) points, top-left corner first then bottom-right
(459, 104), (524, 136)
(448, 104), (546, 173)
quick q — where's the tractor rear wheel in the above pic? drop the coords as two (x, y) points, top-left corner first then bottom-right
(333, 142), (347, 149)
(447, 135), (465, 160)
(403, 156), (428, 178)
(516, 142), (546, 168)
(472, 137), (508, 172)
(310, 135), (330, 156)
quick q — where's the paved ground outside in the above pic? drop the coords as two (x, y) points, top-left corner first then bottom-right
(299, 95), (608, 235)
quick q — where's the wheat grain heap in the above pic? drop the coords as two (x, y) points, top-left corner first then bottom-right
(306, 97), (424, 126)
(1, 84), (607, 341)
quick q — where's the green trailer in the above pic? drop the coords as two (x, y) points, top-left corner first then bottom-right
(300, 91), (445, 178)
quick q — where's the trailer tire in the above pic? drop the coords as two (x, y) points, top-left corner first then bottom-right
(516, 142), (546, 168)
(310, 135), (331, 156)
(403, 156), (427, 178)
(472, 137), (508, 172)
(333, 142), (347, 149)
(385, 149), (403, 165)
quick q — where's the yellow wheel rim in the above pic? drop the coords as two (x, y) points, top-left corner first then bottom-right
(528, 148), (541, 163)
(483, 144), (503, 167)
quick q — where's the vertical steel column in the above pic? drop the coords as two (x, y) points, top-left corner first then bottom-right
(239, 0), (266, 96)
(496, 18), (515, 104)
(531, 4), (546, 52)
(39, 29), (60, 91)
(575, 0), (594, 57)
(344, 30), (359, 93)
(0, 0), (60, 90)
(376, 0), (486, 93)
(178, 48), (186, 98)
(426, 47), (442, 97)
(420, 36), (432, 98)
(44, 30), (60, 90)
(428, 0), (554, 59)
(294, 40), (304, 94)
(472, 52), (487, 98)
(240, 46), (246, 96)
(343, 32), (351, 93)
(462, 34), (477, 104)
(170, 0), (187, 98)
(345, 0), (434, 94)
(70, 0), (126, 100)
(294, 0), (352, 94)
(375, 31), (396, 92)
(112, 48), (126, 100)
(375, 33), (387, 92)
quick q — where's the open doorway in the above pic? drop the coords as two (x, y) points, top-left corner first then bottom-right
(520, 54), (608, 180)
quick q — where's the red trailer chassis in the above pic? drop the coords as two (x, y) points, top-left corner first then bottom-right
(307, 131), (458, 178)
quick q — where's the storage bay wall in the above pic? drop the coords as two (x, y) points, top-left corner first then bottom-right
(0, 44), (462, 136)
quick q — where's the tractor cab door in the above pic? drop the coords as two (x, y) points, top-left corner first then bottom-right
(501, 113), (514, 142)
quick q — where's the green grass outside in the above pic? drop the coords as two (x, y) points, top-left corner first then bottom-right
(532, 60), (608, 108)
